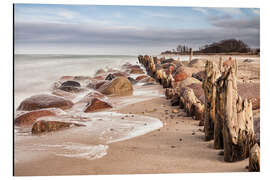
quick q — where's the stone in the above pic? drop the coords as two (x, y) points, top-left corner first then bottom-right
(130, 68), (144, 74)
(17, 94), (74, 111)
(249, 144), (260, 172)
(127, 77), (137, 85)
(179, 77), (201, 89)
(113, 72), (128, 77)
(32, 120), (84, 134)
(173, 66), (200, 77)
(188, 59), (205, 68)
(173, 71), (188, 82)
(61, 80), (80, 87)
(98, 77), (133, 96)
(52, 89), (76, 100)
(172, 109), (179, 113)
(105, 73), (116, 80)
(58, 86), (81, 93)
(78, 91), (106, 103)
(15, 109), (56, 127)
(136, 75), (148, 81)
(95, 69), (106, 75)
(84, 98), (112, 112)
(93, 75), (105, 80)
(192, 71), (206, 81)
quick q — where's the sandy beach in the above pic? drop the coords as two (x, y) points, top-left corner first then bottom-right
(14, 54), (260, 176)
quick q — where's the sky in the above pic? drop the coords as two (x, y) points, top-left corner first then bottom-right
(14, 4), (260, 55)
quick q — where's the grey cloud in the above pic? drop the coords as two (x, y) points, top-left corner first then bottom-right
(15, 21), (260, 52)
(211, 17), (260, 30)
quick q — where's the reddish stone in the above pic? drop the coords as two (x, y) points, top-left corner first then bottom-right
(95, 81), (108, 89)
(93, 76), (105, 80)
(78, 91), (106, 103)
(136, 75), (148, 81)
(84, 98), (112, 112)
(174, 71), (188, 82)
(113, 72), (128, 77)
(32, 120), (84, 134)
(223, 57), (233, 67)
(130, 68), (144, 74)
(17, 94), (74, 111)
(15, 110), (56, 127)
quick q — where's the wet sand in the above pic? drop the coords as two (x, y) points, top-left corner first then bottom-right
(14, 84), (249, 176)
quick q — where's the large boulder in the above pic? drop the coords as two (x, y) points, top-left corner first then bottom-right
(32, 120), (84, 134)
(84, 98), (112, 112)
(98, 77), (133, 96)
(15, 109), (56, 127)
(179, 77), (201, 89)
(17, 94), (74, 111)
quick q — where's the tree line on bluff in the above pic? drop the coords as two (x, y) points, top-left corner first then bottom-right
(161, 39), (260, 55)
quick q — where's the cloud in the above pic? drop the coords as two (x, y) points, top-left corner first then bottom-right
(192, 7), (209, 15)
(15, 21), (260, 51)
(210, 16), (260, 29)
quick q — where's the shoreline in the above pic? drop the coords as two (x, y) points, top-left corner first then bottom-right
(14, 94), (249, 176)
(14, 54), (259, 175)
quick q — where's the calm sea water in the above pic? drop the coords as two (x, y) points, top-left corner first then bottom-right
(14, 54), (139, 108)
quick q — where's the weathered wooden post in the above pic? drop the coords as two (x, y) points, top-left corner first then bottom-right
(189, 48), (193, 62)
(221, 61), (256, 162)
(249, 143), (260, 172)
(203, 61), (220, 141)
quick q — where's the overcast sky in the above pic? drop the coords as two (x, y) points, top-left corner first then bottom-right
(14, 4), (260, 55)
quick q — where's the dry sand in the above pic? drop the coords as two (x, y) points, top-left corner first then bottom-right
(14, 84), (249, 176)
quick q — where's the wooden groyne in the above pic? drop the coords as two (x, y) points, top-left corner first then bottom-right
(138, 55), (260, 171)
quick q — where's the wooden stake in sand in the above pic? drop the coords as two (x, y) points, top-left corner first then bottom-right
(203, 61), (220, 141)
(249, 143), (260, 172)
(189, 48), (193, 62)
(220, 61), (256, 162)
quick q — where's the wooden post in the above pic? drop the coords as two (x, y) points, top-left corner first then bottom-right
(203, 61), (220, 141)
(222, 61), (256, 162)
(189, 48), (193, 62)
(249, 144), (260, 172)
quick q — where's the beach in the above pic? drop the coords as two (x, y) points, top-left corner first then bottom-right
(14, 54), (260, 176)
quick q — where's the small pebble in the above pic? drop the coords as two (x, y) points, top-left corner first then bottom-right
(176, 122), (179, 124)
(245, 165), (249, 169)
(179, 138), (182, 141)
(110, 128), (114, 131)
(121, 117), (125, 119)
(172, 109), (179, 113)
(171, 145), (176, 148)
(192, 132), (195, 135)
(144, 123), (147, 126)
